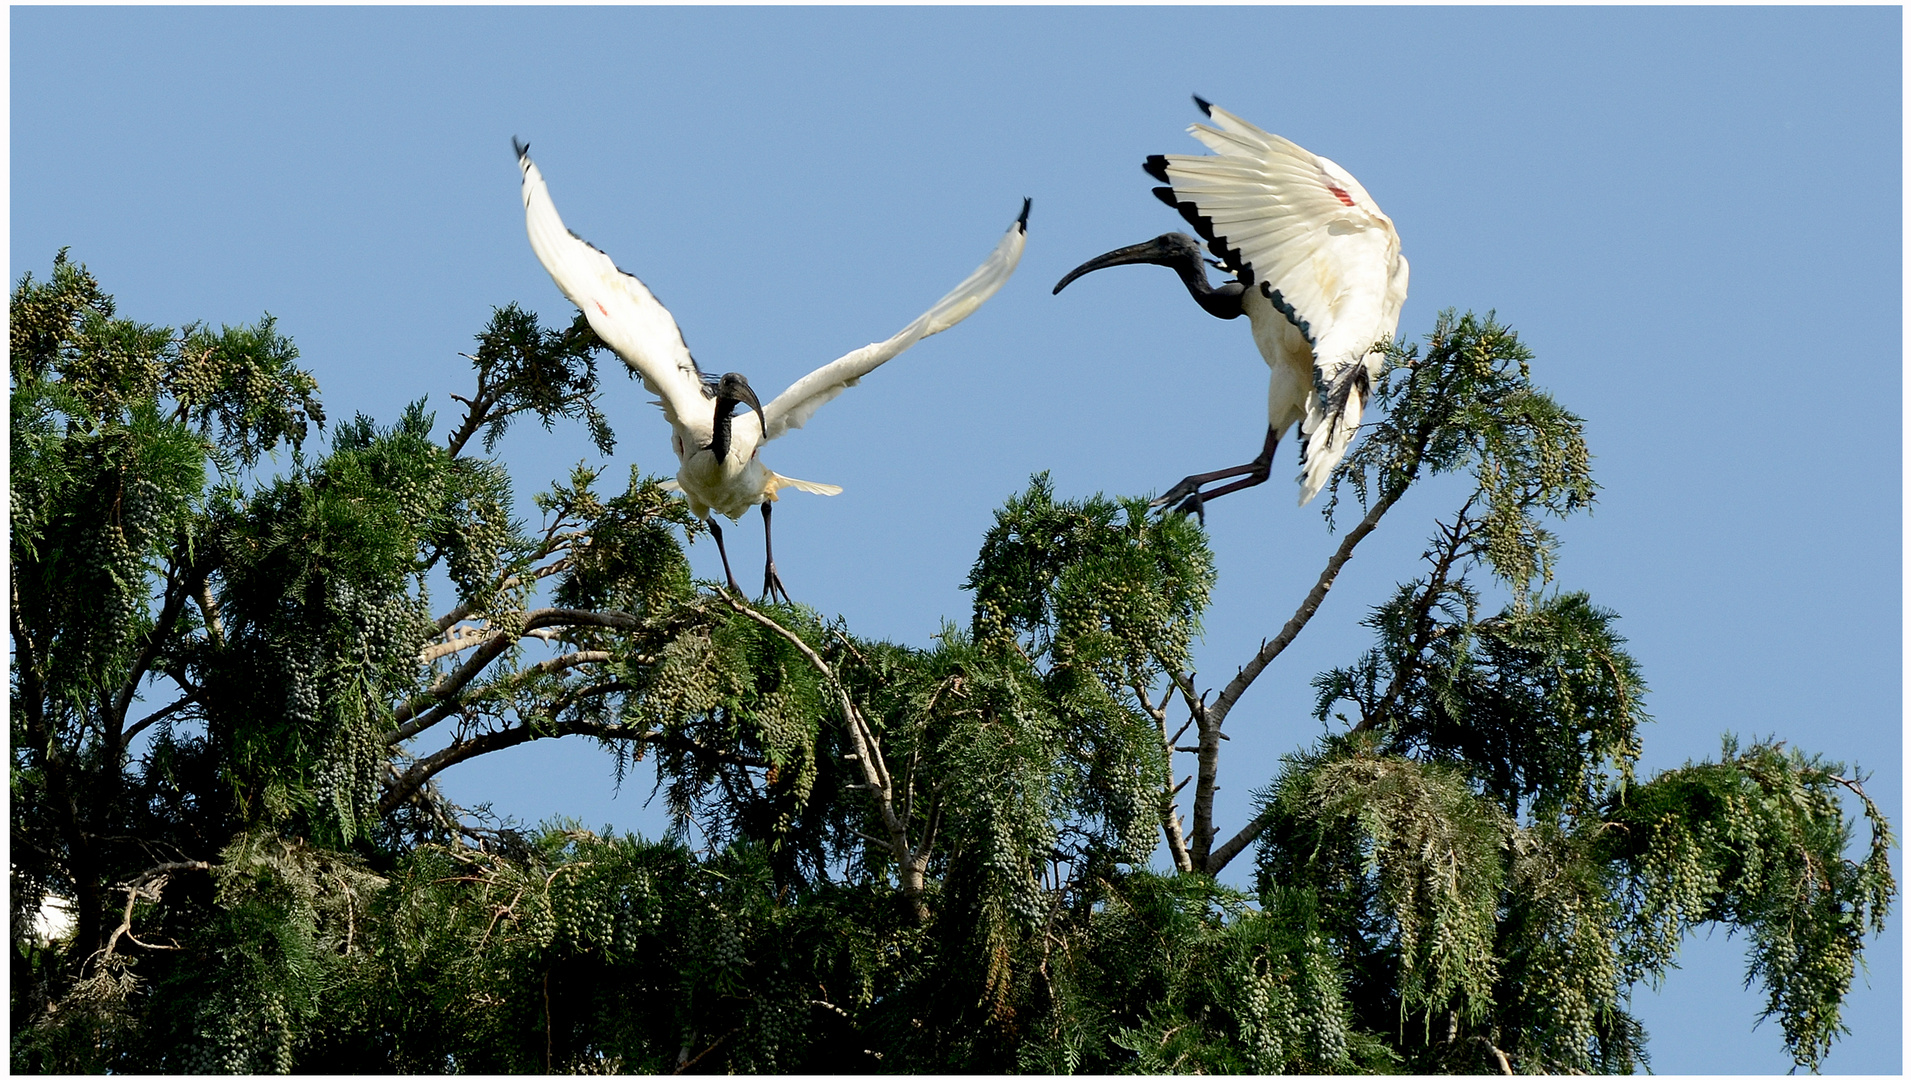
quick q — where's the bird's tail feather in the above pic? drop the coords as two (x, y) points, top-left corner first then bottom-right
(767, 473), (843, 500)
(1296, 365), (1370, 505)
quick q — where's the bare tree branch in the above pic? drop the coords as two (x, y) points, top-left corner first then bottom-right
(120, 685), (206, 748)
(392, 608), (641, 743)
(420, 623), (493, 665)
(193, 577), (224, 648)
(90, 860), (213, 974)
(423, 556), (579, 653)
(380, 715), (671, 814)
(1206, 491), (1399, 734)
(434, 601), (474, 635)
(1132, 674), (1194, 873)
(1194, 356), (1485, 875)
(1204, 811), (1274, 877)
(1187, 491), (1400, 875)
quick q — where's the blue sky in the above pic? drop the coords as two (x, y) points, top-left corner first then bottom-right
(11, 7), (1900, 1072)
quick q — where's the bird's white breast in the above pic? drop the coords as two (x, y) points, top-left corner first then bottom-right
(673, 432), (773, 521)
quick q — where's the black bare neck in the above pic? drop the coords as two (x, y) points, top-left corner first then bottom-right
(1173, 259), (1246, 321)
(707, 398), (741, 461)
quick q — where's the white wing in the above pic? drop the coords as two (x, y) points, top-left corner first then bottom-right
(1152, 104), (1403, 374)
(516, 142), (709, 429)
(761, 201), (1028, 442)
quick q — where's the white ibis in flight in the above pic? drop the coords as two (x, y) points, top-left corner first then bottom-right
(515, 140), (1027, 602)
(1054, 98), (1408, 516)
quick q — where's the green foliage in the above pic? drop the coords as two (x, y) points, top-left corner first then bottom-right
(967, 477), (1210, 864)
(450, 303), (614, 457)
(1316, 591), (1647, 818)
(12, 250), (322, 468)
(1605, 738), (1897, 1070)
(11, 258), (1891, 1076)
(1328, 309), (1593, 595)
(207, 406), (442, 840)
(155, 834), (385, 1073)
(298, 831), (917, 1073)
(545, 463), (701, 614)
(970, 473), (1214, 676)
(1022, 873), (1371, 1074)
(10, 254), (331, 1040)
(1262, 748), (1511, 1035)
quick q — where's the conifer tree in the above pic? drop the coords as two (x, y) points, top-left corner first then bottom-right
(12, 256), (1893, 1073)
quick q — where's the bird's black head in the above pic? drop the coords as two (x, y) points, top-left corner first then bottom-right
(714, 372), (767, 439)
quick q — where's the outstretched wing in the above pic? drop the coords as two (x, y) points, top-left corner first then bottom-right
(1148, 103), (1404, 375)
(516, 140), (709, 429)
(761, 200), (1029, 442)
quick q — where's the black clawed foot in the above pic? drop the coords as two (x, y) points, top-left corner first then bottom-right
(762, 564), (794, 606)
(1145, 429), (1280, 521)
(1173, 492), (1208, 525)
(1149, 477), (1202, 512)
(1149, 481), (1207, 524)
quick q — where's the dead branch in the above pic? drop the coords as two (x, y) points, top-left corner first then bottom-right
(91, 860), (213, 973)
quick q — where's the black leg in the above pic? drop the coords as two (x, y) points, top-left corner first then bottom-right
(1150, 426), (1280, 523)
(708, 517), (745, 595)
(760, 501), (793, 605)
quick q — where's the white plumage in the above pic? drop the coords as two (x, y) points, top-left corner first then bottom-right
(516, 140), (1027, 597)
(1055, 99), (1408, 511)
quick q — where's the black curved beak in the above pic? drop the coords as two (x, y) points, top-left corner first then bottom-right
(733, 379), (766, 439)
(1052, 233), (1194, 295)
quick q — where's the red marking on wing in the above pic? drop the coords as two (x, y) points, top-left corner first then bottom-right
(1326, 183), (1357, 208)
(595, 301), (610, 316)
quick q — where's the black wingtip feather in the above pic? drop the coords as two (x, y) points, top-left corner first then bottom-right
(511, 136), (530, 160)
(1144, 154), (1171, 184)
(1017, 197), (1031, 231)
(1192, 95), (1214, 117)
(1156, 190), (1263, 297)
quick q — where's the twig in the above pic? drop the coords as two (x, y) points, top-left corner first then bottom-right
(110, 558), (204, 743)
(91, 860), (213, 973)
(121, 685), (207, 748)
(1135, 673), (1196, 873)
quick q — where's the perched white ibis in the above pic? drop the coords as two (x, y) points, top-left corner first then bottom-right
(515, 140), (1027, 602)
(1054, 98), (1408, 515)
